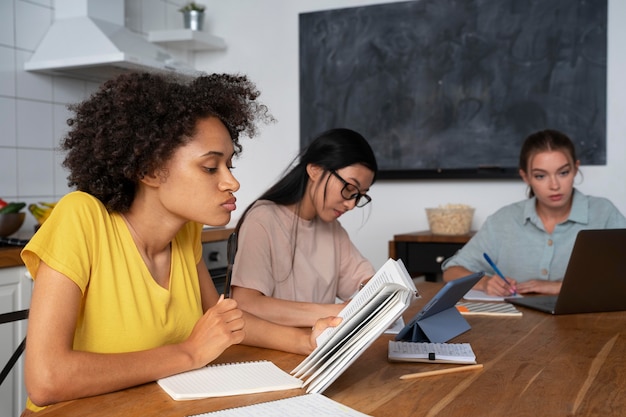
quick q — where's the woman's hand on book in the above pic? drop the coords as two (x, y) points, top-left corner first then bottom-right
(309, 316), (343, 350)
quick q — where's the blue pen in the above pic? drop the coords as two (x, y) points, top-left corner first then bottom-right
(483, 253), (516, 295)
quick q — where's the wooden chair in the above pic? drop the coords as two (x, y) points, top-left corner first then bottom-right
(0, 309), (29, 386)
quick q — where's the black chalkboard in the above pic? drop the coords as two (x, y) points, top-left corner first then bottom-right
(299, 0), (607, 179)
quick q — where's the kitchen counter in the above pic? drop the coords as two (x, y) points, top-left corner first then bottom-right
(0, 227), (235, 269)
(0, 246), (24, 268)
(201, 226), (235, 243)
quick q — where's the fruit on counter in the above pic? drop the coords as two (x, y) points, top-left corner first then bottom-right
(28, 202), (57, 225)
(0, 197), (8, 209)
(0, 201), (26, 214)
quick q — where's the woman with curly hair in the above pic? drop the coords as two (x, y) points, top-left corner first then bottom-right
(20, 72), (340, 412)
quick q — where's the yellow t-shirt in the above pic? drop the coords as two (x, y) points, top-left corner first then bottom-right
(21, 191), (204, 411)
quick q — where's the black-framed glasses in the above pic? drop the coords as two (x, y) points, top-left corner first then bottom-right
(330, 170), (372, 208)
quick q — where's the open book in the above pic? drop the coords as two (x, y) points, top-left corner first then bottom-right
(292, 258), (418, 394)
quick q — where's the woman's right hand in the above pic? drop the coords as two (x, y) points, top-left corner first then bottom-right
(182, 296), (245, 368)
(480, 275), (518, 296)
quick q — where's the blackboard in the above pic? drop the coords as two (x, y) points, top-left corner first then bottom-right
(299, 0), (607, 179)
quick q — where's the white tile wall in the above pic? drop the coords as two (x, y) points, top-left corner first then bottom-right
(0, 97), (17, 147)
(0, 148), (18, 197)
(0, 0), (198, 236)
(0, 46), (16, 96)
(53, 103), (72, 145)
(0, 0), (15, 47)
(15, 1), (52, 51)
(17, 148), (54, 196)
(16, 99), (54, 148)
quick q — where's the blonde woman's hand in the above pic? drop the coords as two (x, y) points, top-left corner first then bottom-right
(516, 279), (562, 295)
(481, 275), (518, 296)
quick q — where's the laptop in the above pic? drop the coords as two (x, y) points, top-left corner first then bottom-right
(506, 229), (626, 315)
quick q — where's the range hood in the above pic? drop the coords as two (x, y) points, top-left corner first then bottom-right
(25, 0), (199, 82)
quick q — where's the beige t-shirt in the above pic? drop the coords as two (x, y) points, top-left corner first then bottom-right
(231, 200), (375, 303)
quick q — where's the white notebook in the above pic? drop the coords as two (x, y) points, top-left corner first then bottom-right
(463, 289), (523, 302)
(157, 360), (303, 401)
(387, 341), (476, 364)
(456, 301), (522, 316)
(188, 393), (371, 417)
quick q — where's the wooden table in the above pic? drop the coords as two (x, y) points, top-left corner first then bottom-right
(32, 282), (626, 417)
(389, 231), (474, 281)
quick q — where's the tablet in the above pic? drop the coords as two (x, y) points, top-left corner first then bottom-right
(395, 272), (484, 342)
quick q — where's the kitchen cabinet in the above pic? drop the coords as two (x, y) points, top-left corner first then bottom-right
(0, 266), (31, 417)
(389, 230), (474, 282)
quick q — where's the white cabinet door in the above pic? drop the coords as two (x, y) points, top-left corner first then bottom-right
(0, 267), (31, 417)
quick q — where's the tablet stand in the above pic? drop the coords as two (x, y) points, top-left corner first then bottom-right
(395, 306), (471, 343)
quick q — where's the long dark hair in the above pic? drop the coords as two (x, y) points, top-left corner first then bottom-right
(519, 129), (579, 198)
(235, 128), (377, 280)
(236, 128), (378, 232)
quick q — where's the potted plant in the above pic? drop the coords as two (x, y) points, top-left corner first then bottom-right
(179, 2), (206, 31)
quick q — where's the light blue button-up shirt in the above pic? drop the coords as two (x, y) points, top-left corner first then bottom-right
(441, 189), (626, 282)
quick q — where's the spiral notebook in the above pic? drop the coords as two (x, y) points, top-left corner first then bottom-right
(157, 360), (303, 401)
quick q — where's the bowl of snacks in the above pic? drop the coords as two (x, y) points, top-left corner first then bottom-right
(425, 204), (474, 235)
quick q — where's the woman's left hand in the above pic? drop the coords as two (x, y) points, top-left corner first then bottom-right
(515, 279), (562, 295)
(309, 316), (343, 350)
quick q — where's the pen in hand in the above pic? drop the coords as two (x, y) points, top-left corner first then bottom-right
(223, 232), (238, 299)
(482, 253), (516, 295)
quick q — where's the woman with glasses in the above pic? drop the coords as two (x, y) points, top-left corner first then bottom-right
(230, 128), (377, 327)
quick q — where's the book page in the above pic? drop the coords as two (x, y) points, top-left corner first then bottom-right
(304, 291), (411, 394)
(293, 283), (407, 377)
(291, 259), (414, 395)
(188, 393), (371, 417)
(157, 361), (302, 401)
(316, 259), (416, 346)
(300, 289), (402, 381)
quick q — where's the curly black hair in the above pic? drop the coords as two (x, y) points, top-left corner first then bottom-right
(61, 72), (273, 212)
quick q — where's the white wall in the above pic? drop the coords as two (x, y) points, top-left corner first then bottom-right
(0, 0), (204, 236)
(192, 0), (626, 269)
(3, 0), (624, 268)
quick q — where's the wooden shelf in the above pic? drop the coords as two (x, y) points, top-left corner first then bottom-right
(148, 29), (226, 51)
